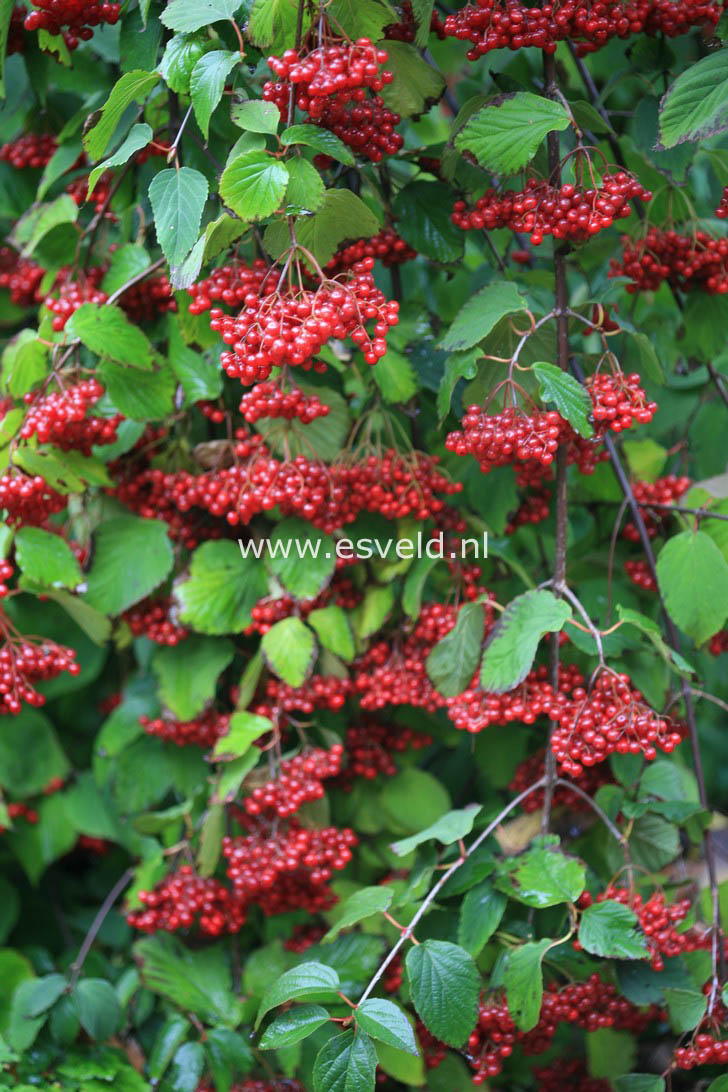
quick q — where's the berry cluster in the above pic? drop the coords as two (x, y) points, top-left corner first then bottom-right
(20, 379), (121, 454)
(505, 487), (552, 534)
(43, 268), (106, 331)
(509, 747), (612, 811)
(0, 249), (44, 307)
(625, 558), (657, 592)
(187, 259), (269, 315)
(245, 577), (360, 637)
(452, 173), (652, 245)
(243, 745), (344, 817)
(283, 923), (326, 951)
(446, 406), (565, 473)
(24, 0), (121, 49)
(255, 673), (351, 715)
(0, 471), (66, 526)
(325, 229), (417, 274)
(384, 1), (447, 40)
(122, 596), (189, 645)
(141, 711), (230, 748)
(66, 170), (114, 215)
(0, 132), (57, 169)
(0, 802), (39, 833)
(0, 560), (13, 599)
(675, 1033), (728, 1069)
(578, 887), (709, 970)
(0, 629), (80, 714)
(118, 273), (177, 323)
(532, 1060), (609, 1091)
(266, 39), (393, 110)
(611, 227), (728, 294)
(587, 370), (657, 432)
(127, 866), (246, 936)
(239, 381), (330, 424)
(622, 474), (692, 541)
(446, 662), (581, 734)
(717, 186), (728, 219)
(335, 720), (431, 788)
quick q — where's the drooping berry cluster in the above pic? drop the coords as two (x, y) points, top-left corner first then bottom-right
(141, 710), (231, 748)
(0, 249), (44, 307)
(127, 866), (247, 936)
(255, 674), (351, 715)
(445, 406), (565, 474)
(625, 558), (657, 592)
(187, 259), (269, 315)
(505, 488), (552, 534)
(674, 992), (728, 1069)
(587, 370), (657, 432)
(24, 0), (121, 49)
(0, 628), (80, 714)
(118, 273), (177, 323)
(324, 229), (417, 274)
(122, 596), (189, 645)
(245, 577), (361, 637)
(243, 745), (344, 817)
(0, 132), (57, 169)
(509, 747), (612, 811)
(622, 474), (692, 541)
(0, 471), (66, 526)
(238, 380), (330, 424)
(66, 170), (114, 215)
(20, 379), (121, 454)
(266, 39), (393, 109)
(611, 227), (728, 294)
(335, 720), (432, 788)
(446, 662), (581, 734)
(452, 173), (652, 245)
(43, 268), (106, 331)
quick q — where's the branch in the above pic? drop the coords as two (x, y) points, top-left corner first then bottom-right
(68, 867), (134, 989)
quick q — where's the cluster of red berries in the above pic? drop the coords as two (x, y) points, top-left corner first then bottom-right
(188, 259), (269, 315)
(611, 228), (728, 294)
(66, 170), (114, 215)
(716, 186), (728, 219)
(266, 39), (393, 111)
(7, 6), (26, 54)
(0, 132), (57, 169)
(505, 487), (552, 534)
(336, 720), (431, 788)
(222, 818), (356, 915)
(625, 558), (657, 592)
(122, 596), (189, 646)
(0, 801), (39, 833)
(325, 229), (417, 274)
(205, 259), (399, 382)
(245, 577), (360, 637)
(578, 887), (709, 970)
(442, 0), (720, 61)
(417, 1022), (448, 1069)
(675, 1033), (728, 1069)
(587, 370), (657, 432)
(452, 173), (652, 246)
(141, 711), (230, 748)
(0, 630), (80, 714)
(466, 976), (661, 1081)
(551, 669), (683, 775)
(531, 1060), (609, 1091)
(118, 273), (177, 323)
(0, 471), (66, 526)
(283, 923), (326, 951)
(24, 0), (121, 49)
(384, 1), (447, 40)
(446, 406), (565, 473)
(709, 629), (728, 655)
(255, 673), (351, 716)
(127, 866), (247, 936)
(20, 379), (121, 454)
(0, 560), (13, 599)
(622, 473), (692, 541)
(44, 269), (106, 331)
(445, 662), (580, 734)
(0, 249), (44, 307)
(243, 745), (344, 817)
(238, 381), (330, 424)
(509, 747), (612, 811)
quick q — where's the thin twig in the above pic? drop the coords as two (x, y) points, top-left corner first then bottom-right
(68, 867), (134, 989)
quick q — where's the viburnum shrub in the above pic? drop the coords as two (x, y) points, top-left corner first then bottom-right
(4, 2), (728, 1092)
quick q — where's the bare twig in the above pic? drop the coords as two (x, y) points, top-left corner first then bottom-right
(68, 867), (134, 989)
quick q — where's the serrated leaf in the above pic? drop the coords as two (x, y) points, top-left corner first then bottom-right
(480, 589), (571, 693)
(197, 802), (224, 877)
(261, 616), (316, 686)
(663, 986), (708, 1033)
(88, 123), (152, 197)
(98, 358), (176, 420)
(502, 843), (585, 907)
(268, 518), (335, 599)
(153, 636), (234, 720)
(324, 886), (394, 942)
(66, 302), (155, 368)
(256, 962), (340, 1028)
(74, 978), (121, 1040)
(379, 41), (444, 119)
(533, 361), (593, 438)
(438, 282), (527, 352)
(161, 0), (242, 32)
(426, 602), (485, 697)
(458, 881), (507, 956)
(391, 805), (481, 857)
(259, 1004), (331, 1049)
(149, 167), (209, 266)
(392, 180), (464, 264)
(455, 93), (571, 174)
(212, 710), (272, 760)
(356, 999), (418, 1055)
(313, 1029), (377, 1092)
(657, 530), (728, 643)
(101, 243), (151, 295)
(373, 348), (418, 403)
(12, 195), (78, 258)
(15, 527), (81, 589)
(136, 934), (243, 1026)
(503, 938), (552, 1031)
(190, 50), (238, 139)
(659, 50), (728, 147)
(176, 540), (268, 634)
(308, 606), (355, 662)
(283, 189), (381, 266)
(405, 940), (479, 1047)
(84, 70), (159, 161)
(84, 516), (173, 614)
(281, 124), (355, 166)
(220, 152), (289, 221)
(231, 99), (281, 134)
(579, 901), (649, 960)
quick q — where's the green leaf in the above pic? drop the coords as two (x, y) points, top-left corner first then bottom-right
(201, 213), (247, 263)
(659, 50), (728, 147)
(708, 1078), (728, 1092)
(20, 973), (67, 1018)
(167, 1042), (206, 1092)
(455, 93), (571, 174)
(256, 962), (340, 1029)
(628, 813), (680, 871)
(268, 518), (336, 599)
(533, 362), (594, 438)
(354, 585), (395, 639)
(101, 243), (152, 295)
(405, 940), (479, 1047)
(168, 318), (222, 401)
(578, 901), (649, 960)
(284, 189), (381, 266)
(285, 157), (326, 214)
(37, 140), (83, 201)
(149, 167), (209, 267)
(373, 348), (418, 403)
(65, 302), (155, 369)
(88, 123), (152, 197)
(161, 0), (242, 31)
(15, 527), (82, 589)
(392, 181), (464, 264)
(379, 41), (444, 119)
(176, 540), (268, 634)
(426, 602), (485, 697)
(84, 70), (160, 161)
(503, 843), (585, 907)
(614, 1078), (665, 1092)
(481, 589), (571, 693)
(458, 881), (507, 956)
(402, 554), (440, 619)
(0, 709), (69, 795)
(190, 50), (238, 139)
(159, 34), (213, 94)
(74, 978), (122, 1040)
(84, 516), (174, 615)
(0, 1), (13, 97)
(616, 604), (695, 677)
(212, 710), (272, 760)
(259, 1004), (331, 1049)
(308, 606), (355, 662)
(220, 152), (289, 221)
(153, 636), (234, 720)
(136, 934), (243, 1026)
(197, 802), (224, 877)
(5, 977), (46, 1050)
(356, 999), (418, 1055)
(231, 98), (281, 134)
(438, 282), (527, 352)
(380, 768), (451, 835)
(391, 805), (481, 857)
(663, 986), (708, 1033)
(281, 123), (356, 166)
(328, 0), (396, 38)
(4, 334), (49, 398)
(12, 195), (78, 259)
(261, 617), (316, 686)
(323, 886), (394, 942)
(313, 1029), (378, 1092)
(503, 938), (552, 1031)
(98, 358), (176, 420)
(657, 530), (728, 643)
